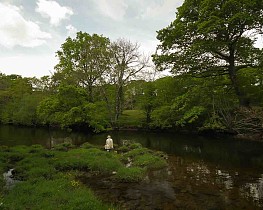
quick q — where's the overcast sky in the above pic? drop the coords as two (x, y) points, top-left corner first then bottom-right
(0, 0), (184, 78)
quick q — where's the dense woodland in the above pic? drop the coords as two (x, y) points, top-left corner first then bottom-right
(1, 0), (263, 139)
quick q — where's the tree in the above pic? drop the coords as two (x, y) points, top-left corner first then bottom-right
(0, 74), (43, 125)
(110, 39), (149, 123)
(153, 0), (263, 106)
(37, 85), (109, 132)
(54, 32), (112, 102)
(139, 82), (157, 125)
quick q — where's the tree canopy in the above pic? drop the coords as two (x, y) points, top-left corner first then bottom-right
(153, 0), (263, 106)
(54, 32), (112, 102)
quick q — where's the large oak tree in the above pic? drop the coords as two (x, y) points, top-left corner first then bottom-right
(153, 0), (263, 106)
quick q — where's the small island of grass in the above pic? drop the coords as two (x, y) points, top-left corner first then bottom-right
(0, 142), (168, 209)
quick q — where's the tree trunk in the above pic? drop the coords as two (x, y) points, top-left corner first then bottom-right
(114, 85), (123, 124)
(88, 84), (93, 102)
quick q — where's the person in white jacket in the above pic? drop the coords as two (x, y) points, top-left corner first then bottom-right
(105, 135), (114, 151)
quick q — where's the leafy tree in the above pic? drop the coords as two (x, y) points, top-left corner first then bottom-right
(0, 74), (44, 125)
(237, 67), (263, 106)
(37, 85), (109, 132)
(54, 32), (112, 102)
(30, 76), (54, 93)
(138, 82), (157, 125)
(153, 0), (263, 106)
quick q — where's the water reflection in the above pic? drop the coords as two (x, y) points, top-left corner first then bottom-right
(241, 175), (263, 206)
(216, 170), (233, 190)
(168, 156), (263, 209)
(1, 125), (263, 208)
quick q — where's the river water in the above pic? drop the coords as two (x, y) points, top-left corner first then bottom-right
(1, 125), (263, 209)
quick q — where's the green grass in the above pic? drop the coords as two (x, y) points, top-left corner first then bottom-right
(3, 177), (113, 210)
(53, 148), (123, 173)
(118, 142), (168, 170)
(133, 153), (168, 169)
(0, 142), (168, 209)
(0, 145), (117, 209)
(118, 110), (144, 128)
(115, 167), (146, 182)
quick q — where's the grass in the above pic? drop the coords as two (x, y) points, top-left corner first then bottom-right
(3, 177), (113, 210)
(118, 110), (144, 128)
(133, 153), (168, 169)
(0, 142), (168, 209)
(118, 142), (168, 170)
(115, 167), (146, 182)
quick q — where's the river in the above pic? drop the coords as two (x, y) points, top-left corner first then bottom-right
(1, 124), (263, 209)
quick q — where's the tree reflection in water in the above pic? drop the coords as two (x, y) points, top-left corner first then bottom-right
(168, 156), (263, 209)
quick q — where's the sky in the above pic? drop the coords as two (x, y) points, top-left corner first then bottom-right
(1, 0), (262, 79)
(0, 0), (184, 78)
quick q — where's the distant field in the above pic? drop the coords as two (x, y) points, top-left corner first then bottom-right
(118, 110), (145, 128)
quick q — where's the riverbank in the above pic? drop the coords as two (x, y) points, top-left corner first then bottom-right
(0, 142), (167, 209)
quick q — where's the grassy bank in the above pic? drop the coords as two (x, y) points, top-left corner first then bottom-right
(118, 110), (145, 128)
(0, 142), (167, 209)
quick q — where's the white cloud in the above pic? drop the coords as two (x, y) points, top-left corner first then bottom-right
(36, 0), (73, 26)
(66, 24), (77, 38)
(0, 55), (58, 78)
(0, 2), (51, 48)
(94, 0), (128, 21)
(142, 0), (181, 19)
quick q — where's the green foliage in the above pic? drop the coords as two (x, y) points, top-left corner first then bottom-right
(118, 110), (144, 128)
(151, 102), (205, 129)
(175, 106), (206, 127)
(138, 82), (157, 125)
(0, 74), (46, 125)
(201, 113), (227, 131)
(237, 67), (263, 106)
(54, 32), (112, 102)
(37, 85), (109, 132)
(151, 106), (173, 129)
(153, 0), (263, 106)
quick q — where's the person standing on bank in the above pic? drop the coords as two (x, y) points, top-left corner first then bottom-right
(105, 135), (114, 151)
